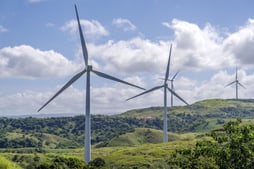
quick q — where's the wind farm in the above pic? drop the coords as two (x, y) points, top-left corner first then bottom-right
(1, 0), (254, 168)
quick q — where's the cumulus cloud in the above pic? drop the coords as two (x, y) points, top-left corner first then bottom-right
(163, 19), (254, 71)
(61, 19), (108, 39)
(165, 19), (233, 70)
(223, 19), (254, 67)
(87, 18), (254, 75)
(112, 18), (136, 31)
(0, 25), (8, 33)
(0, 45), (81, 79)
(88, 37), (171, 74)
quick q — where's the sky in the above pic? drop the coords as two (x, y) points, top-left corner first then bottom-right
(1, 0), (254, 117)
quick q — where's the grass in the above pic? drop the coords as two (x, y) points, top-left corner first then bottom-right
(97, 140), (197, 168)
(0, 156), (22, 169)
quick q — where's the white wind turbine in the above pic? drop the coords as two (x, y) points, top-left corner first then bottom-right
(168, 71), (180, 107)
(127, 44), (188, 143)
(38, 5), (145, 163)
(225, 67), (246, 100)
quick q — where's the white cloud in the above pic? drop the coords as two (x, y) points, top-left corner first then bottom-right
(0, 25), (8, 33)
(223, 19), (254, 67)
(0, 82), (147, 116)
(167, 19), (232, 70)
(112, 18), (136, 31)
(27, 0), (45, 3)
(88, 37), (171, 74)
(0, 45), (81, 79)
(46, 22), (55, 28)
(86, 18), (253, 75)
(61, 19), (108, 39)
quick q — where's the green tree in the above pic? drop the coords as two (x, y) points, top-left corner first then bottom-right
(167, 119), (254, 169)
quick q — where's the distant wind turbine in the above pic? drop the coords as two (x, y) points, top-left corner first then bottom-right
(127, 44), (188, 143)
(225, 67), (246, 100)
(168, 71), (180, 107)
(38, 5), (145, 163)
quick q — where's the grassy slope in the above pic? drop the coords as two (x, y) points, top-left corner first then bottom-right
(104, 128), (203, 147)
(120, 99), (254, 118)
(99, 140), (197, 168)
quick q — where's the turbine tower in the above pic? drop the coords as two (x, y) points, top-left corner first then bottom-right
(38, 5), (145, 163)
(225, 67), (245, 100)
(168, 71), (179, 107)
(127, 44), (188, 143)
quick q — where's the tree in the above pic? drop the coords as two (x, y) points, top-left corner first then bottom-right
(167, 119), (254, 169)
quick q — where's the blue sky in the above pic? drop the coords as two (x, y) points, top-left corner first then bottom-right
(0, 0), (254, 116)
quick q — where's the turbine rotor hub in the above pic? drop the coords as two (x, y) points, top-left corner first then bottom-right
(87, 65), (92, 71)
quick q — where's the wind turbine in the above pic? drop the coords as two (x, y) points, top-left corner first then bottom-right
(38, 5), (145, 163)
(127, 44), (188, 143)
(168, 71), (180, 107)
(225, 67), (246, 100)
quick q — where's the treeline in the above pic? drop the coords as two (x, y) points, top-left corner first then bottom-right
(11, 155), (105, 169)
(0, 113), (207, 149)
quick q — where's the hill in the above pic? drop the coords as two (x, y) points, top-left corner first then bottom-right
(1, 98), (254, 150)
(121, 98), (254, 118)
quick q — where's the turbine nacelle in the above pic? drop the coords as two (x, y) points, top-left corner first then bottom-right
(87, 65), (93, 71)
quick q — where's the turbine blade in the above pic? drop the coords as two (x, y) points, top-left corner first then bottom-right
(238, 82), (246, 89)
(171, 71), (180, 80)
(75, 5), (88, 67)
(91, 70), (145, 90)
(235, 67), (238, 81)
(165, 44), (172, 82)
(225, 81), (236, 88)
(167, 87), (188, 105)
(38, 69), (86, 112)
(126, 85), (164, 101)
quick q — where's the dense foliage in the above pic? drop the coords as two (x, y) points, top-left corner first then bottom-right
(35, 156), (89, 169)
(167, 119), (254, 168)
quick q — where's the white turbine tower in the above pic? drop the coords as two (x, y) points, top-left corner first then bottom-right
(225, 67), (245, 100)
(127, 44), (188, 143)
(38, 5), (145, 163)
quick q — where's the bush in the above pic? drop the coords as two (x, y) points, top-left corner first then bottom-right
(0, 156), (22, 169)
(89, 157), (106, 168)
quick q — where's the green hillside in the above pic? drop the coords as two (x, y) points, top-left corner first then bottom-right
(98, 128), (203, 147)
(121, 98), (254, 118)
(1, 99), (254, 150)
(2, 119), (252, 168)
(1, 99), (254, 168)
